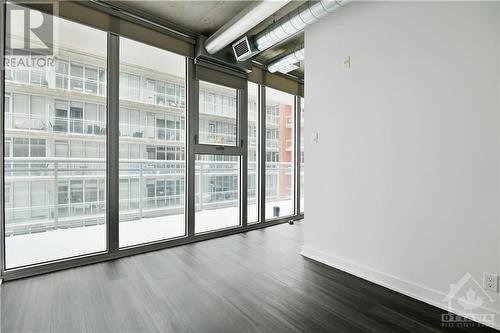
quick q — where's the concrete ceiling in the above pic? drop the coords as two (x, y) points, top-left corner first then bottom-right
(113, 1), (305, 78)
(247, 1), (305, 77)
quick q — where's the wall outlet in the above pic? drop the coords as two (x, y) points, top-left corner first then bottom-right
(483, 272), (499, 292)
(343, 56), (351, 69)
(312, 132), (319, 144)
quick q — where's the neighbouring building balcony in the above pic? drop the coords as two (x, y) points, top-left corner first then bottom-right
(4, 158), (292, 236)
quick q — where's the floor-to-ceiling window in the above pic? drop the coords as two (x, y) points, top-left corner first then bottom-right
(247, 82), (259, 223)
(118, 37), (186, 247)
(265, 87), (294, 219)
(4, 8), (107, 268)
(1, 3), (304, 277)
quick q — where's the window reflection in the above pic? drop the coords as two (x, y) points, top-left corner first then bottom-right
(118, 37), (187, 247)
(4, 9), (107, 268)
(265, 88), (295, 219)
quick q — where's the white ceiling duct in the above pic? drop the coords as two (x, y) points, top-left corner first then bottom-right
(205, 0), (291, 55)
(255, 0), (348, 52)
(267, 45), (304, 73)
(278, 63), (301, 74)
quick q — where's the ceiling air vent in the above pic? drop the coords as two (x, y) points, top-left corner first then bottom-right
(234, 39), (249, 57)
(195, 35), (252, 73)
(232, 36), (257, 62)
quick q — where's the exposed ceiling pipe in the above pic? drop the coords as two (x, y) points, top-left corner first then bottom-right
(267, 44), (305, 73)
(205, 0), (291, 55)
(255, 0), (348, 53)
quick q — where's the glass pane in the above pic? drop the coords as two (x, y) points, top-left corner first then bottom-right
(265, 88), (294, 219)
(119, 37), (186, 247)
(195, 155), (240, 233)
(199, 81), (237, 146)
(248, 82), (259, 223)
(300, 97), (304, 213)
(4, 7), (107, 268)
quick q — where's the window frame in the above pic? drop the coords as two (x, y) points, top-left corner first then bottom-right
(0, 3), (304, 280)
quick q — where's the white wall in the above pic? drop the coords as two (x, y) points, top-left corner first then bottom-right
(303, 1), (500, 328)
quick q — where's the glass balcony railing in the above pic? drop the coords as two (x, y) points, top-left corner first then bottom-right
(265, 161), (294, 218)
(5, 113), (107, 135)
(4, 158), (289, 236)
(199, 131), (237, 146)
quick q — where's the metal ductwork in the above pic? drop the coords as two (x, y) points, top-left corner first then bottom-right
(267, 44), (304, 73)
(255, 0), (347, 52)
(195, 35), (253, 73)
(205, 0), (291, 55)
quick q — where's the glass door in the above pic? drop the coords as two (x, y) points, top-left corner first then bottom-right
(191, 66), (248, 235)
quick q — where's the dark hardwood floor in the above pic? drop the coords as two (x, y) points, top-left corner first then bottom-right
(0, 221), (496, 332)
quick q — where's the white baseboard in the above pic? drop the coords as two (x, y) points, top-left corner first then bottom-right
(301, 245), (500, 330)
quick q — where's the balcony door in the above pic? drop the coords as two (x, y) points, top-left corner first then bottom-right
(191, 63), (248, 234)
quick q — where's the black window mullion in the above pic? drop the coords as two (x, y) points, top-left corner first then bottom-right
(106, 32), (120, 253)
(239, 86), (248, 227)
(186, 59), (197, 238)
(259, 85), (266, 224)
(294, 96), (301, 216)
(0, 1), (6, 276)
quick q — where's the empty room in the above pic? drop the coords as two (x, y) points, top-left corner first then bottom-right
(1, 0), (499, 331)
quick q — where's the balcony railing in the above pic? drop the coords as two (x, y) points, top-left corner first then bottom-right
(5, 113), (107, 135)
(199, 131), (237, 145)
(4, 158), (293, 236)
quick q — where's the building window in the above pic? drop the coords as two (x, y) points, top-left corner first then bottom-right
(30, 69), (47, 87)
(70, 140), (84, 158)
(54, 100), (68, 132)
(70, 62), (84, 91)
(84, 65), (98, 94)
(5, 93), (10, 113)
(55, 140), (69, 157)
(98, 68), (106, 96)
(12, 93), (29, 129)
(15, 69), (29, 83)
(56, 59), (69, 89)
(119, 72), (141, 101)
(13, 138), (29, 157)
(84, 103), (99, 135)
(146, 145), (155, 160)
(157, 118), (166, 140)
(70, 101), (84, 133)
(5, 138), (11, 158)
(157, 145), (166, 160)
(30, 139), (46, 157)
(144, 79), (155, 104)
(156, 81), (166, 105)
(129, 74), (141, 101)
(5, 49), (13, 81)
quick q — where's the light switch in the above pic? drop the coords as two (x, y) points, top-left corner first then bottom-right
(312, 132), (319, 144)
(343, 56), (351, 69)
